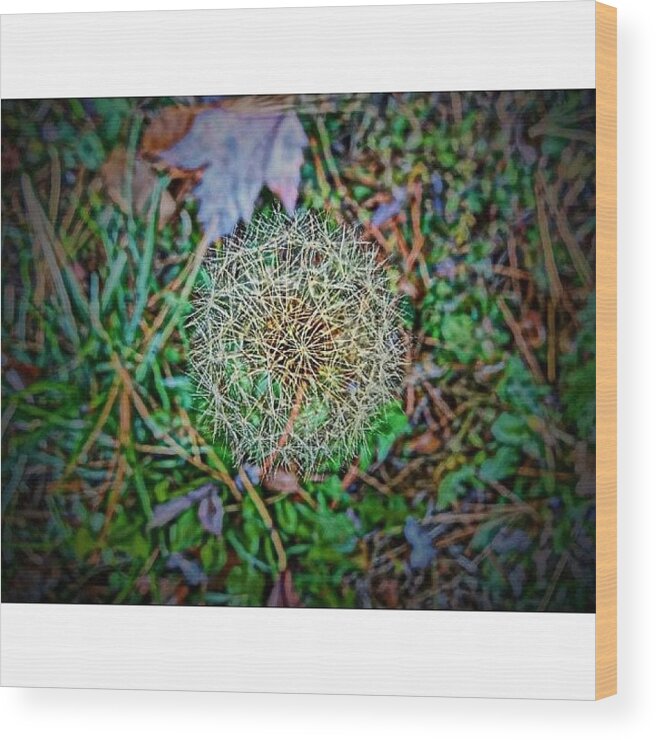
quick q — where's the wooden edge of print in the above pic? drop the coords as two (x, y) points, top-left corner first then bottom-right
(595, 1), (617, 701)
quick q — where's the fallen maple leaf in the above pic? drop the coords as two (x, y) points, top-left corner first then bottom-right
(156, 107), (308, 239)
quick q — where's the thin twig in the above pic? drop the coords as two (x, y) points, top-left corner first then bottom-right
(260, 382), (306, 479)
(497, 295), (546, 384)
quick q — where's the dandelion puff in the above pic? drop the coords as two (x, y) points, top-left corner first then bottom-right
(188, 210), (405, 474)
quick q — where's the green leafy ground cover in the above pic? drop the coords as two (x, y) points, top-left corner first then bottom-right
(1, 91), (595, 610)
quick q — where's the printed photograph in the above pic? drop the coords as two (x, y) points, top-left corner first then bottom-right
(1, 90), (596, 610)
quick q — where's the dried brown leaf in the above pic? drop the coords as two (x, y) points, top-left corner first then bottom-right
(100, 147), (177, 227)
(407, 430), (442, 455)
(262, 469), (299, 494)
(141, 105), (202, 157)
(267, 570), (303, 608)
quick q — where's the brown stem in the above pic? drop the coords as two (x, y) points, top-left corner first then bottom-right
(260, 382), (306, 478)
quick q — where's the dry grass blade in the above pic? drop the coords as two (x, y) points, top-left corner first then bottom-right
(22, 175), (80, 347)
(534, 179), (563, 303)
(538, 171), (594, 288)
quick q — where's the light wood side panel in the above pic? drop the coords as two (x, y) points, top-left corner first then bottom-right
(595, 1), (617, 701)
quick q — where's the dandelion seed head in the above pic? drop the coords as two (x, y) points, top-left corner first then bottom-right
(188, 210), (405, 473)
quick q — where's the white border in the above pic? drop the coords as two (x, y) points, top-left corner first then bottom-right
(0, 2), (598, 700)
(0, 605), (596, 699)
(0, 2), (595, 99)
